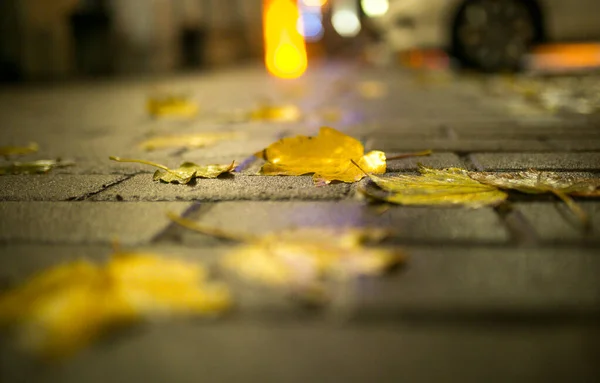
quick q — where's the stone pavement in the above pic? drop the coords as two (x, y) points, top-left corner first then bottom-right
(1, 64), (599, 382)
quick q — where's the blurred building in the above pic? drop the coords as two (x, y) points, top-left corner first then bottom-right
(0, 0), (264, 81)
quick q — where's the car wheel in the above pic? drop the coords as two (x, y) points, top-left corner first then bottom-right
(452, 0), (537, 72)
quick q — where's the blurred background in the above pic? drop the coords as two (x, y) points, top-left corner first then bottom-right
(0, 0), (387, 82)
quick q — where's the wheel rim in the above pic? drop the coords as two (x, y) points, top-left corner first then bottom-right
(457, 0), (535, 70)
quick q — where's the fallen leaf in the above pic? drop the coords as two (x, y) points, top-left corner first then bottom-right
(147, 94), (198, 118)
(0, 142), (39, 159)
(469, 170), (600, 226)
(256, 126), (387, 184)
(360, 165), (508, 208)
(167, 213), (404, 298)
(139, 132), (241, 151)
(0, 159), (74, 175)
(249, 103), (301, 122)
(109, 156), (234, 184)
(0, 253), (230, 359)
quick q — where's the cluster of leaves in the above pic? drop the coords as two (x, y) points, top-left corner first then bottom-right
(360, 165), (600, 226)
(111, 127), (430, 185)
(0, 252), (230, 359)
(0, 143), (74, 175)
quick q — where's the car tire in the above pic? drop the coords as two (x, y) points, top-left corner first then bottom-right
(452, 0), (538, 72)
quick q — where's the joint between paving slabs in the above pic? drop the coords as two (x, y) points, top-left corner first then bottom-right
(65, 175), (134, 201)
(494, 202), (540, 246)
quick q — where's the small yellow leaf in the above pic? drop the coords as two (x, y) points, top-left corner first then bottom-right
(0, 159), (74, 175)
(139, 132), (242, 151)
(258, 127), (386, 184)
(109, 156), (235, 184)
(362, 166), (508, 208)
(0, 142), (39, 158)
(147, 95), (198, 118)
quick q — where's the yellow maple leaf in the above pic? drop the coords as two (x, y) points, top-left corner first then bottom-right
(256, 127), (386, 185)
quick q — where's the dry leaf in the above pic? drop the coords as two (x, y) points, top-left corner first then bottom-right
(256, 126), (386, 185)
(147, 94), (198, 118)
(249, 103), (301, 122)
(360, 165), (508, 208)
(139, 132), (242, 151)
(0, 142), (39, 159)
(0, 159), (74, 175)
(109, 156), (234, 184)
(167, 213), (404, 297)
(469, 170), (600, 226)
(0, 253), (230, 359)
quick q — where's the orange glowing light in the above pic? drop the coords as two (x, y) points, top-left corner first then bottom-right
(264, 0), (308, 79)
(531, 44), (600, 70)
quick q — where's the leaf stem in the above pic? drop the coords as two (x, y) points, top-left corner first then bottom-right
(350, 159), (370, 178)
(386, 150), (433, 161)
(166, 211), (256, 242)
(551, 189), (590, 229)
(109, 156), (183, 178)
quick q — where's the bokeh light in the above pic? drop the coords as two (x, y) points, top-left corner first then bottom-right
(332, 9), (361, 37)
(361, 0), (389, 17)
(264, 0), (308, 79)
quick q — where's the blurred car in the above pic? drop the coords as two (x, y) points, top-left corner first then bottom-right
(368, 0), (600, 71)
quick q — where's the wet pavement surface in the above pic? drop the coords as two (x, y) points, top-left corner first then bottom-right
(1, 64), (599, 382)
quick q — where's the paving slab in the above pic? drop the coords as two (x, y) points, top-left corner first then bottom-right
(385, 152), (463, 171)
(0, 202), (191, 245)
(169, 201), (509, 246)
(469, 152), (600, 170)
(91, 174), (349, 201)
(1, 321), (597, 383)
(355, 246), (600, 316)
(0, 175), (125, 201)
(513, 202), (600, 243)
(547, 139), (600, 151)
(366, 137), (552, 152)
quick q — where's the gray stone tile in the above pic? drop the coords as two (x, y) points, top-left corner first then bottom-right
(173, 201), (509, 245)
(1, 321), (597, 383)
(0, 175), (125, 201)
(469, 152), (600, 170)
(356, 246), (600, 315)
(514, 202), (600, 243)
(91, 174), (349, 201)
(385, 152), (463, 171)
(366, 138), (552, 152)
(547, 139), (600, 151)
(0, 202), (191, 245)
(453, 125), (600, 139)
